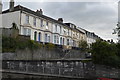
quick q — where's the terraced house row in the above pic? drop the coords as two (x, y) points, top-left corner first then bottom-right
(1, 0), (101, 47)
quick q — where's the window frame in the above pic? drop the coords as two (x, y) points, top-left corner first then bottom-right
(40, 19), (43, 27)
(26, 15), (29, 24)
(55, 25), (57, 32)
(33, 17), (36, 27)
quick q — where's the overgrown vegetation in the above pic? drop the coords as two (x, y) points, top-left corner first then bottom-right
(2, 36), (55, 52)
(91, 40), (120, 68)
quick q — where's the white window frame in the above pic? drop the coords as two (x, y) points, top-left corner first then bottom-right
(55, 25), (57, 32)
(54, 35), (57, 44)
(26, 15), (29, 24)
(40, 19), (43, 27)
(33, 17), (36, 27)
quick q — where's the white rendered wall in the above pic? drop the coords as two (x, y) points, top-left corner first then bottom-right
(0, 1), (2, 14)
(21, 12), (55, 43)
(2, 11), (20, 29)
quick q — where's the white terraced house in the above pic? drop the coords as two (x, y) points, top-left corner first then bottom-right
(85, 30), (100, 47)
(118, 1), (120, 43)
(1, 0), (100, 47)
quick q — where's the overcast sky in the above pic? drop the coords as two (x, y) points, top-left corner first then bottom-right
(2, 0), (119, 42)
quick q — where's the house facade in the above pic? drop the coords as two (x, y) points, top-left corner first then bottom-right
(2, 0), (101, 47)
(0, 1), (2, 14)
(85, 30), (100, 47)
(118, 1), (120, 43)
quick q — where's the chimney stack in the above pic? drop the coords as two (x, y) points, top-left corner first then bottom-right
(0, 1), (2, 14)
(9, 0), (14, 11)
(58, 18), (63, 23)
(36, 9), (43, 15)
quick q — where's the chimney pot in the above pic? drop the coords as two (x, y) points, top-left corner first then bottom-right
(36, 9), (43, 15)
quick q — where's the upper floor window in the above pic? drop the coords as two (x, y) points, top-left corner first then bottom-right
(68, 29), (69, 35)
(40, 19), (43, 27)
(60, 26), (62, 34)
(33, 17), (36, 27)
(46, 21), (49, 29)
(46, 21), (49, 26)
(26, 15), (29, 24)
(64, 30), (66, 35)
(55, 25), (57, 32)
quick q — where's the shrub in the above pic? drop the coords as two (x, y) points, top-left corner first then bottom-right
(27, 40), (43, 50)
(2, 37), (43, 52)
(2, 37), (17, 52)
(91, 40), (120, 68)
(45, 43), (55, 50)
(79, 40), (88, 52)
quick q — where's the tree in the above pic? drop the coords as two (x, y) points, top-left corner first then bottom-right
(79, 40), (88, 52)
(116, 43), (120, 57)
(113, 23), (120, 43)
(91, 40), (120, 67)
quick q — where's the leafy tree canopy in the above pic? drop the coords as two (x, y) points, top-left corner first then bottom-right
(91, 40), (120, 68)
(79, 40), (88, 52)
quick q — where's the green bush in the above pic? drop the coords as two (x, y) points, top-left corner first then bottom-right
(79, 40), (88, 52)
(2, 37), (44, 52)
(27, 40), (43, 50)
(45, 43), (55, 50)
(116, 43), (120, 57)
(2, 37), (17, 52)
(91, 40), (120, 68)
